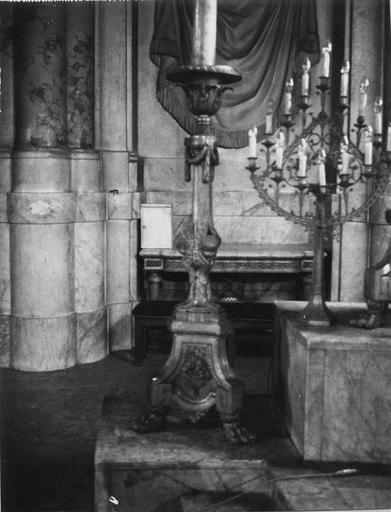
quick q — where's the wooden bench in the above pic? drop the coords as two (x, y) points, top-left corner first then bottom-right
(132, 301), (274, 364)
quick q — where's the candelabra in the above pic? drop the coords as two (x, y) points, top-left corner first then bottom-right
(246, 61), (391, 326)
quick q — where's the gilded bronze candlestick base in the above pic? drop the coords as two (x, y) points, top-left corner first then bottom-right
(132, 65), (255, 445)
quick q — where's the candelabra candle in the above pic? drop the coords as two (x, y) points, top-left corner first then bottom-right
(301, 58), (311, 97)
(321, 41), (332, 78)
(275, 129), (285, 168)
(297, 139), (307, 178)
(266, 100), (274, 134)
(374, 97), (383, 135)
(340, 61), (350, 99)
(318, 149), (327, 186)
(359, 77), (370, 119)
(340, 137), (351, 175)
(248, 127), (257, 158)
(284, 78), (294, 115)
(364, 125), (373, 165)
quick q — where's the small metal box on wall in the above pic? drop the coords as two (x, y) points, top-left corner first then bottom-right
(140, 204), (173, 249)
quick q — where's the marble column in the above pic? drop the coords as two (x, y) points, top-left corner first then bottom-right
(96, 3), (140, 351)
(331, 0), (384, 301)
(10, 4), (72, 370)
(0, 6), (14, 365)
(67, 3), (107, 364)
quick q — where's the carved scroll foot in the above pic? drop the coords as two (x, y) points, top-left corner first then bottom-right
(130, 405), (169, 434)
(222, 422), (257, 445)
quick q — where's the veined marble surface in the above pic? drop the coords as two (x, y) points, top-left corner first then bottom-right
(274, 301), (391, 463)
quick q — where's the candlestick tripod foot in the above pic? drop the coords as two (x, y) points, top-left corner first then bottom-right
(222, 421), (257, 445)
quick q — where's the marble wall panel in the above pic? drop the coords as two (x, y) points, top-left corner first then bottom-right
(213, 217), (309, 245)
(10, 314), (76, 371)
(275, 317), (307, 455)
(303, 348), (326, 461)
(11, 223), (74, 317)
(76, 309), (107, 364)
(12, 150), (71, 192)
(108, 302), (132, 351)
(76, 193), (106, 222)
(147, 189), (315, 220)
(128, 155), (139, 194)
(71, 151), (101, 192)
(0, 316), (10, 367)
(0, 5), (14, 151)
(144, 157), (191, 192)
(8, 192), (76, 224)
(0, 153), (12, 193)
(96, 4), (128, 151)
(106, 220), (130, 305)
(102, 151), (130, 192)
(0, 194), (7, 222)
(322, 348), (391, 463)
(129, 220), (139, 302)
(131, 191), (143, 219)
(331, 222), (368, 301)
(0, 224), (10, 315)
(74, 222), (105, 313)
(107, 192), (132, 220)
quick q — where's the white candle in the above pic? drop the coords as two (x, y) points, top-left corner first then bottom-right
(364, 125), (373, 165)
(276, 146), (283, 169)
(297, 139), (307, 178)
(374, 97), (383, 134)
(359, 78), (370, 118)
(340, 61), (350, 97)
(301, 58), (311, 96)
(321, 41), (332, 78)
(318, 149), (327, 186)
(192, 0), (217, 66)
(265, 100), (274, 134)
(284, 78), (294, 115)
(387, 123), (391, 152)
(248, 127), (257, 158)
(275, 130), (285, 168)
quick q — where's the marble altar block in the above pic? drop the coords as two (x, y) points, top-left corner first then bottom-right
(273, 301), (391, 464)
(94, 395), (282, 512)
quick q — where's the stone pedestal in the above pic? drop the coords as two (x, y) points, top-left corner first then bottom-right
(94, 395), (275, 512)
(273, 301), (391, 463)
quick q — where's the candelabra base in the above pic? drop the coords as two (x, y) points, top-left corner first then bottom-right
(298, 296), (335, 327)
(131, 303), (256, 445)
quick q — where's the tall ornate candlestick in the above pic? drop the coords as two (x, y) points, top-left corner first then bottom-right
(133, 0), (255, 444)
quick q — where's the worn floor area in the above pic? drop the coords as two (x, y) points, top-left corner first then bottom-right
(1, 347), (391, 512)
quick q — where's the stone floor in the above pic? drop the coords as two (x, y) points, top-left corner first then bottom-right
(2, 348), (391, 511)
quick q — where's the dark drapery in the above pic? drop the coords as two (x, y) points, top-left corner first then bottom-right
(150, 0), (320, 148)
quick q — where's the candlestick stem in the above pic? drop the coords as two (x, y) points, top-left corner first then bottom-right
(299, 194), (334, 326)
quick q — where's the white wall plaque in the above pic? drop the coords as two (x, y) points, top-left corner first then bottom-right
(140, 204), (173, 249)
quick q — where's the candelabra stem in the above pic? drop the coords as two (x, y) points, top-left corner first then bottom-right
(299, 195), (334, 326)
